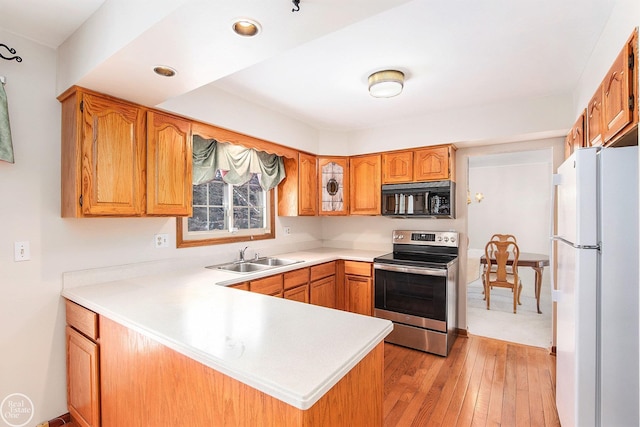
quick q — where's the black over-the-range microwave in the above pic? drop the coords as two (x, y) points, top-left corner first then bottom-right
(381, 180), (455, 218)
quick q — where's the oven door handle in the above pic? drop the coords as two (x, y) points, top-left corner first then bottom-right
(373, 263), (447, 277)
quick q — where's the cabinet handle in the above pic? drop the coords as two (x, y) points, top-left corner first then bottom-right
(605, 71), (620, 96)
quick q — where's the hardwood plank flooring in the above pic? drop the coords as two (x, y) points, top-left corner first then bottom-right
(384, 335), (560, 427)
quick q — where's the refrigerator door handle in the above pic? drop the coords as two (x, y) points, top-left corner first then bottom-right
(551, 236), (600, 250)
(550, 173), (560, 292)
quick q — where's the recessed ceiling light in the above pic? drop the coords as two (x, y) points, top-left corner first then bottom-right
(232, 18), (261, 37)
(153, 65), (177, 77)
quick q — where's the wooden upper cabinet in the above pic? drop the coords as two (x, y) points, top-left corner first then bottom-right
(76, 91), (146, 216)
(565, 110), (586, 159)
(318, 157), (349, 215)
(382, 151), (413, 184)
(278, 152), (317, 216)
(603, 31), (637, 143)
(299, 153), (318, 215)
(350, 154), (381, 215)
(586, 86), (604, 147)
(587, 29), (638, 147)
(59, 87), (194, 218)
(146, 111), (192, 216)
(414, 145), (453, 181)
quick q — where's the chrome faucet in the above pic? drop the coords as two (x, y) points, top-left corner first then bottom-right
(239, 246), (249, 262)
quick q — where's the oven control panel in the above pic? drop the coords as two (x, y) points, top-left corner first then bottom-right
(392, 230), (458, 247)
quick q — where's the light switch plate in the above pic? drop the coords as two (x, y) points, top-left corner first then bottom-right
(14, 241), (31, 261)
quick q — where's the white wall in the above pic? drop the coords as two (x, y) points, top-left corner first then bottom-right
(467, 153), (552, 254)
(343, 93), (572, 155)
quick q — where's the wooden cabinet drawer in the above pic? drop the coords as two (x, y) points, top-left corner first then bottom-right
(250, 275), (283, 296)
(344, 261), (372, 277)
(310, 261), (336, 282)
(229, 282), (249, 291)
(284, 267), (309, 290)
(66, 300), (98, 340)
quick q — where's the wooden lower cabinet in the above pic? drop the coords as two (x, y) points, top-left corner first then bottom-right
(310, 275), (336, 309)
(284, 285), (310, 303)
(345, 276), (373, 316)
(66, 301), (100, 427)
(99, 316), (384, 426)
(344, 261), (373, 316)
(309, 262), (337, 308)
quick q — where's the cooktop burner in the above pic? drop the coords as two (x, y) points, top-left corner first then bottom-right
(373, 251), (457, 268)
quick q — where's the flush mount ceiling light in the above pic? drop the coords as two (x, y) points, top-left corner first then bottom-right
(232, 18), (261, 37)
(153, 65), (177, 77)
(368, 70), (404, 98)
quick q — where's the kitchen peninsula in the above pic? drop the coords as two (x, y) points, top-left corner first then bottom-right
(62, 248), (392, 427)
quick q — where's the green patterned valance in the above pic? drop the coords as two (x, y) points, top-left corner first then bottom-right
(192, 135), (286, 190)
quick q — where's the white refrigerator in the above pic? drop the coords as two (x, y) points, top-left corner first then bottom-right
(554, 146), (638, 427)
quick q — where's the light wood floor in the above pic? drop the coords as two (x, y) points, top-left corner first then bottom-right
(383, 335), (561, 427)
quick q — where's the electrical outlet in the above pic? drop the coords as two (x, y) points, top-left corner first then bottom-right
(283, 226), (291, 235)
(154, 233), (169, 248)
(14, 241), (31, 261)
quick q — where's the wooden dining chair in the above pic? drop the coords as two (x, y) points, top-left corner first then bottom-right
(484, 234), (518, 272)
(483, 239), (523, 313)
(490, 234), (517, 243)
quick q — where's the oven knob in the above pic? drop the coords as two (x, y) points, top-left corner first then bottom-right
(437, 236), (442, 241)
(444, 237), (449, 242)
(450, 237), (456, 242)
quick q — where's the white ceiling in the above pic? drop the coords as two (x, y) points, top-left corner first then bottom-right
(0, 0), (618, 132)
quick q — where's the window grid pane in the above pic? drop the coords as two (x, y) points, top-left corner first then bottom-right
(188, 172), (267, 234)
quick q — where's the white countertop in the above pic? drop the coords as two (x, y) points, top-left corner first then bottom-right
(62, 248), (393, 410)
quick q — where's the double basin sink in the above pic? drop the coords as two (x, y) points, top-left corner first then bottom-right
(207, 257), (303, 274)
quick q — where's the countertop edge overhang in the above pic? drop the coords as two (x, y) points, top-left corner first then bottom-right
(62, 248), (393, 410)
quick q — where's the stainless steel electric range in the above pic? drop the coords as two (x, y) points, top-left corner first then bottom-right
(373, 230), (459, 356)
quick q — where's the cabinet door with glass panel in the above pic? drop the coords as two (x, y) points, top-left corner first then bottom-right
(318, 157), (349, 216)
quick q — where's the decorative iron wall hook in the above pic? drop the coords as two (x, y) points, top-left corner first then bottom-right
(0, 44), (22, 62)
(292, 0), (300, 12)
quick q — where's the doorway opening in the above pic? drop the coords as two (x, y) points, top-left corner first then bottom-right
(466, 149), (553, 348)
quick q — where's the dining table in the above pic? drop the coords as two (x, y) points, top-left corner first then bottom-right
(480, 252), (550, 314)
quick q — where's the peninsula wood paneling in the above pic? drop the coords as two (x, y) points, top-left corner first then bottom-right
(99, 316), (384, 427)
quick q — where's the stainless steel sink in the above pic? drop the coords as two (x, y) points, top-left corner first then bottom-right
(251, 257), (302, 267)
(206, 257), (303, 274)
(208, 262), (271, 273)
